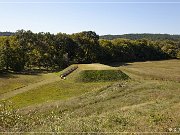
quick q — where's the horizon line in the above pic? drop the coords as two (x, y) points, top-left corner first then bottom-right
(1, 31), (180, 36)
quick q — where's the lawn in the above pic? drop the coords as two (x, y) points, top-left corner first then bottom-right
(1, 64), (114, 108)
(0, 73), (52, 95)
(1, 59), (180, 133)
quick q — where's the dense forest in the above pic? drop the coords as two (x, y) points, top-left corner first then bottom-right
(0, 30), (180, 72)
(100, 34), (180, 41)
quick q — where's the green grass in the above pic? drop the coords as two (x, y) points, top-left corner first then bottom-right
(0, 73), (52, 95)
(77, 70), (129, 82)
(1, 63), (115, 108)
(8, 81), (111, 109)
(1, 60), (180, 132)
(117, 59), (180, 82)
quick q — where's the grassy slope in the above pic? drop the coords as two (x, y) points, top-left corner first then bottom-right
(77, 70), (129, 82)
(117, 60), (180, 82)
(1, 60), (180, 132)
(24, 60), (180, 132)
(0, 73), (52, 95)
(2, 64), (114, 108)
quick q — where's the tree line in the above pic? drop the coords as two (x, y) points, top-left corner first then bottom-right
(100, 34), (180, 41)
(0, 30), (180, 72)
(0, 32), (14, 37)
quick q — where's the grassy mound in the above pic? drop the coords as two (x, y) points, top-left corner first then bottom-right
(77, 70), (129, 82)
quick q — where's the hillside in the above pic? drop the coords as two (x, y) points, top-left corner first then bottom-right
(0, 63), (116, 108)
(1, 60), (180, 133)
(0, 32), (14, 36)
(100, 33), (180, 40)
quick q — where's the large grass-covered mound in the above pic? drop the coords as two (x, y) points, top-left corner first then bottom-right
(77, 70), (129, 82)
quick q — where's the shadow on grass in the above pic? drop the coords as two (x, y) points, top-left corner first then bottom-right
(100, 61), (132, 67)
(105, 59), (173, 67)
(109, 62), (131, 67)
(0, 68), (61, 78)
(0, 72), (17, 79)
(14, 69), (52, 75)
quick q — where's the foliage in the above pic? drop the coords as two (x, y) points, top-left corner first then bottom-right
(71, 31), (101, 63)
(0, 30), (180, 72)
(0, 46), (5, 71)
(100, 33), (180, 41)
(99, 39), (169, 63)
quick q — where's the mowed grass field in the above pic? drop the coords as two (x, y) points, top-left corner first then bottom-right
(0, 64), (114, 108)
(0, 59), (180, 133)
(0, 73), (53, 95)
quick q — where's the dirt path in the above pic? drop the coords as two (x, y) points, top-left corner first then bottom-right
(0, 75), (60, 100)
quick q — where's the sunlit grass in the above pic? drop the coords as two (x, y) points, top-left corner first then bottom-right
(1, 60), (180, 132)
(0, 73), (52, 95)
(8, 80), (112, 109)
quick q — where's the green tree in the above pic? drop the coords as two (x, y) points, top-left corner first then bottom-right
(54, 33), (74, 68)
(0, 46), (5, 71)
(71, 31), (100, 63)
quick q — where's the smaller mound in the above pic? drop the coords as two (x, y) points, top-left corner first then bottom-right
(77, 70), (129, 82)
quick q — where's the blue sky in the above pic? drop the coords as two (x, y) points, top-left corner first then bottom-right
(0, 0), (180, 35)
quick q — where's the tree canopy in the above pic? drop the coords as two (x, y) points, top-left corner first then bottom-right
(100, 34), (180, 41)
(0, 30), (179, 72)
